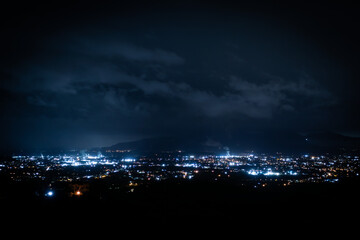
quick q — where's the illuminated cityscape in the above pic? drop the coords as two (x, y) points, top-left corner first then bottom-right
(1, 151), (359, 199)
(2, 0), (360, 229)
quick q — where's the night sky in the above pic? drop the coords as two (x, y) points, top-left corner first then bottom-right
(1, 1), (359, 152)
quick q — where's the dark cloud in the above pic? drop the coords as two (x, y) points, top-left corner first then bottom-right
(6, 38), (334, 121)
(0, 1), (359, 151)
(89, 42), (185, 65)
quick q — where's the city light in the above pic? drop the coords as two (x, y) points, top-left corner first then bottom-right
(45, 190), (54, 197)
(3, 152), (359, 195)
(248, 170), (259, 175)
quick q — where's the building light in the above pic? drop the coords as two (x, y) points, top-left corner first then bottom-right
(248, 170), (259, 175)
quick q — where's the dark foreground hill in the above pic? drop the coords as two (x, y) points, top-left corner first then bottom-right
(2, 176), (359, 230)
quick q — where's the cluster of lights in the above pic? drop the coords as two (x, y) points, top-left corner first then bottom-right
(247, 169), (298, 176)
(248, 169), (280, 176)
(60, 158), (117, 167)
(6, 152), (360, 191)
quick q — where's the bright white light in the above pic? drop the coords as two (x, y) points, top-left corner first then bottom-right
(288, 171), (298, 175)
(46, 191), (54, 197)
(264, 171), (280, 176)
(248, 170), (259, 175)
(123, 158), (135, 162)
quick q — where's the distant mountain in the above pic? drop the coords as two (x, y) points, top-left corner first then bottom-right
(304, 132), (360, 153)
(101, 132), (360, 155)
(102, 136), (225, 155)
